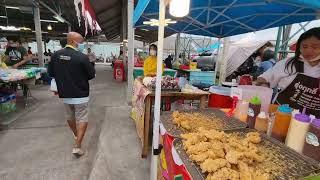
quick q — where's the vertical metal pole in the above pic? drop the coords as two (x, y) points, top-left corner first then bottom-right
(150, 0), (165, 179)
(214, 38), (221, 85)
(34, 5), (44, 67)
(219, 37), (230, 84)
(127, 0), (134, 104)
(274, 26), (283, 60)
(122, 0), (128, 70)
(175, 33), (181, 62)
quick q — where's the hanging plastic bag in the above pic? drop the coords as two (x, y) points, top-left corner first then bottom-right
(50, 79), (58, 92)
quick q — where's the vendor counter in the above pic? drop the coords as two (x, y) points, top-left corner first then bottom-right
(130, 78), (209, 158)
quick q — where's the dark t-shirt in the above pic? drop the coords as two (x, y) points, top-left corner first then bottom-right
(4, 46), (27, 66)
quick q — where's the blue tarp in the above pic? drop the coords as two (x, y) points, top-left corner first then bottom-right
(197, 41), (221, 52)
(134, 0), (320, 38)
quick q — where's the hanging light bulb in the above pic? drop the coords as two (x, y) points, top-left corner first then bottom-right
(47, 24), (52, 31)
(169, 0), (190, 17)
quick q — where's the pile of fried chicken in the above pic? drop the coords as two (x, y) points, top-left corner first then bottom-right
(172, 111), (223, 132)
(181, 128), (272, 180)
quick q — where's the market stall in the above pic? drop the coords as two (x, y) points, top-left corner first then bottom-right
(131, 0), (320, 179)
(157, 109), (320, 180)
(0, 67), (46, 113)
(131, 77), (209, 157)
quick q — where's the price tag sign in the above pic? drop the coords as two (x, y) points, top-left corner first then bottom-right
(231, 87), (243, 100)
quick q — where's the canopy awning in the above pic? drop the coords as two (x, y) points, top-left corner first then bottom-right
(134, 0), (320, 38)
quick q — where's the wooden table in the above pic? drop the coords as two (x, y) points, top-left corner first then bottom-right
(141, 91), (208, 158)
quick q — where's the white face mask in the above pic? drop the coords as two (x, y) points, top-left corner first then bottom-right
(301, 54), (320, 62)
(150, 50), (157, 56)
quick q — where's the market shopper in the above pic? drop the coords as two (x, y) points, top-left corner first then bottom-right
(143, 44), (164, 76)
(48, 32), (95, 157)
(87, 48), (96, 67)
(4, 37), (32, 68)
(164, 54), (173, 69)
(251, 49), (276, 79)
(256, 27), (320, 117)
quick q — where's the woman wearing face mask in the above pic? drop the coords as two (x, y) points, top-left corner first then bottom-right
(256, 27), (320, 117)
(143, 44), (164, 77)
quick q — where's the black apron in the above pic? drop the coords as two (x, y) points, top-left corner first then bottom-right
(276, 72), (320, 118)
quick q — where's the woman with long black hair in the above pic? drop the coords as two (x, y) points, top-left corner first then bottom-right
(256, 27), (320, 117)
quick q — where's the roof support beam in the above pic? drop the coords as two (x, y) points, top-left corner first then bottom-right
(209, 8), (255, 32)
(181, 9), (206, 32)
(259, 8), (304, 30)
(208, 0), (238, 25)
(224, 15), (257, 36)
(38, 0), (70, 25)
(206, 0), (211, 25)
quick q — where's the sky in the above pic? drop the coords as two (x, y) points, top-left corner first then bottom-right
(229, 20), (320, 43)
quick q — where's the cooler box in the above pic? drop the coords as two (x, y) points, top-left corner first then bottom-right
(189, 71), (215, 85)
(208, 86), (233, 108)
(113, 60), (125, 81)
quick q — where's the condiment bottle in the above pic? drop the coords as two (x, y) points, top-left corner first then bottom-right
(285, 113), (311, 153)
(247, 96), (262, 129)
(302, 119), (320, 161)
(234, 100), (249, 122)
(255, 112), (268, 133)
(272, 104), (292, 142)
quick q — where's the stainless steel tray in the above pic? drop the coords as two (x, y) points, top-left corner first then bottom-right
(161, 108), (248, 137)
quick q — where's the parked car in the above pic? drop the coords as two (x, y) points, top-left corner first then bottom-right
(194, 53), (217, 71)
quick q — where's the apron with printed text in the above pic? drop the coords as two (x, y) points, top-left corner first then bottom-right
(276, 73), (320, 118)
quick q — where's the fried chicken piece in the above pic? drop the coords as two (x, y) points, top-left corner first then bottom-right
(200, 158), (231, 173)
(225, 150), (244, 164)
(180, 120), (192, 130)
(251, 168), (270, 180)
(186, 142), (212, 154)
(243, 151), (265, 163)
(190, 153), (209, 163)
(198, 129), (227, 142)
(206, 167), (240, 180)
(245, 132), (261, 144)
(191, 149), (220, 163)
(238, 161), (253, 180)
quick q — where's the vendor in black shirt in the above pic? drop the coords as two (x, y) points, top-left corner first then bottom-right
(4, 37), (32, 68)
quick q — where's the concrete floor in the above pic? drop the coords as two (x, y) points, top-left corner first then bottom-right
(0, 65), (150, 180)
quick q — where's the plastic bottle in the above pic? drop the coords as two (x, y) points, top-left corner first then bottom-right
(286, 113), (311, 153)
(272, 104), (292, 142)
(302, 119), (320, 161)
(255, 112), (268, 133)
(247, 96), (262, 129)
(234, 100), (249, 122)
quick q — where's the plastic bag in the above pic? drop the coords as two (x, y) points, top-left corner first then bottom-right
(50, 79), (58, 92)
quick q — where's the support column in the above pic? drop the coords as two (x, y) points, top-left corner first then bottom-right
(34, 5), (44, 67)
(122, 0), (128, 70)
(274, 26), (283, 60)
(218, 37), (230, 84)
(127, 0), (134, 104)
(150, 0), (165, 179)
(174, 33), (181, 62)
